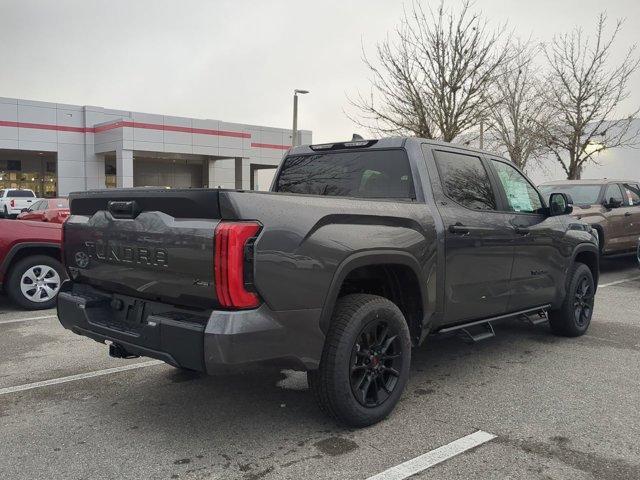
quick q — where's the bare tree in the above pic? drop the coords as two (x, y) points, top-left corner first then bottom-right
(349, 1), (511, 142)
(540, 14), (640, 179)
(485, 44), (550, 172)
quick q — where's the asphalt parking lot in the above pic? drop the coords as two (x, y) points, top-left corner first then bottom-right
(1, 257), (639, 480)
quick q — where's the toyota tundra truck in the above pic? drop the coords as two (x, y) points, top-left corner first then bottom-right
(57, 138), (599, 426)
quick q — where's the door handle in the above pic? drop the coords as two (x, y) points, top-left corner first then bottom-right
(514, 227), (530, 236)
(449, 223), (470, 235)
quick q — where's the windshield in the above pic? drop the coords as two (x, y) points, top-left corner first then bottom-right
(275, 149), (415, 199)
(538, 184), (602, 205)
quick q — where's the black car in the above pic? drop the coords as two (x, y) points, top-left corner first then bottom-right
(57, 138), (599, 426)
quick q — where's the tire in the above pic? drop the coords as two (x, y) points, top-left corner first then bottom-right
(308, 294), (411, 427)
(6, 255), (66, 310)
(1, 206), (7, 218)
(548, 263), (594, 337)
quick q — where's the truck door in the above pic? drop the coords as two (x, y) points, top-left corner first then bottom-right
(621, 183), (640, 249)
(488, 159), (563, 311)
(601, 183), (628, 253)
(426, 147), (514, 324)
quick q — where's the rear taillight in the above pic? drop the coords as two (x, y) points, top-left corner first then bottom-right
(214, 221), (262, 309)
(10, 199), (15, 208)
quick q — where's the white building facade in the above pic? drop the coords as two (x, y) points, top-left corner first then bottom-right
(0, 97), (311, 197)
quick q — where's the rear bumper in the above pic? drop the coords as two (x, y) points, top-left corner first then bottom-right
(57, 281), (325, 373)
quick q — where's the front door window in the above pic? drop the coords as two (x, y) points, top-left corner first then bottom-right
(604, 184), (624, 205)
(490, 160), (543, 214)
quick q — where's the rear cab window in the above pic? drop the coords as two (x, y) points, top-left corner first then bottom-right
(274, 149), (415, 199)
(8, 190), (35, 198)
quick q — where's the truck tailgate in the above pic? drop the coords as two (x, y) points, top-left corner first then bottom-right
(65, 189), (222, 309)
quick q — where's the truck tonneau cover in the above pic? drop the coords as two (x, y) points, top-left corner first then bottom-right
(69, 188), (224, 220)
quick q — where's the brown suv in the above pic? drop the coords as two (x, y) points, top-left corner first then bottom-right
(539, 179), (640, 255)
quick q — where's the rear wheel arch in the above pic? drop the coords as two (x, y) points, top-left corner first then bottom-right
(2, 243), (62, 280)
(319, 251), (428, 345)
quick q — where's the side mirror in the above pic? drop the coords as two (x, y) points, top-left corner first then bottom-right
(604, 197), (623, 209)
(549, 192), (574, 216)
(20, 208), (29, 213)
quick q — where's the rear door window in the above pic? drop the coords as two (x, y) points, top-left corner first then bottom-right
(433, 150), (496, 210)
(275, 149), (415, 199)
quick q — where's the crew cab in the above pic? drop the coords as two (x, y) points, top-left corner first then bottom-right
(0, 219), (65, 309)
(539, 179), (640, 255)
(17, 198), (70, 224)
(57, 138), (599, 426)
(0, 189), (38, 218)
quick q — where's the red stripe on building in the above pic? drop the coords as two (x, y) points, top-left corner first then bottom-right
(0, 119), (293, 149)
(0, 119), (252, 140)
(0, 120), (89, 133)
(118, 121), (251, 139)
(251, 142), (290, 150)
(92, 122), (123, 133)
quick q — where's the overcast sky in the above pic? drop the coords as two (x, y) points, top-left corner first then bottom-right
(1, 0), (639, 154)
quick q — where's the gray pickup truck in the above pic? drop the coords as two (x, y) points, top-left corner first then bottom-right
(58, 138), (599, 426)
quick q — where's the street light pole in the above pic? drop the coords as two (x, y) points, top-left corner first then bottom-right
(292, 89), (309, 146)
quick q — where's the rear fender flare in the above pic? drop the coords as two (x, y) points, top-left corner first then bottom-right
(318, 250), (429, 338)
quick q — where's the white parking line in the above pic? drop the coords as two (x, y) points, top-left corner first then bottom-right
(0, 314), (57, 325)
(365, 430), (496, 480)
(0, 360), (164, 396)
(599, 275), (640, 288)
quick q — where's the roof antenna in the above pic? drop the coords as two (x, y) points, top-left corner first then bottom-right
(352, 133), (364, 141)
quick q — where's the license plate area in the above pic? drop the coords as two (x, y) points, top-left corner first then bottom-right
(71, 283), (208, 371)
(85, 295), (152, 338)
(109, 296), (146, 328)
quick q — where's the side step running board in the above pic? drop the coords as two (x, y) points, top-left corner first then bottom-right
(521, 309), (548, 326)
(437, 304), (551, 343)
(458, 322), (495, 343)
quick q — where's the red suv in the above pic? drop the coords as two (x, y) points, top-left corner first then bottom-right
(17, 198), (70, 224)
(0, 219), (64, 309)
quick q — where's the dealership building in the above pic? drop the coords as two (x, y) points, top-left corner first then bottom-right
(0, 96), (311, 197)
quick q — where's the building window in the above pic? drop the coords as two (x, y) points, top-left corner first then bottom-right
(105, 158), (117, 188)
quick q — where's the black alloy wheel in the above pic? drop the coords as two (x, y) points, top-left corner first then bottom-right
(350, 320), (403, 408)
(549, 262), (594, 337)
(308, 294), (412, 427)
(573, 276), (594, 327)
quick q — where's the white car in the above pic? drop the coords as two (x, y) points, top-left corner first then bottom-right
(0, 189), (38, 218)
